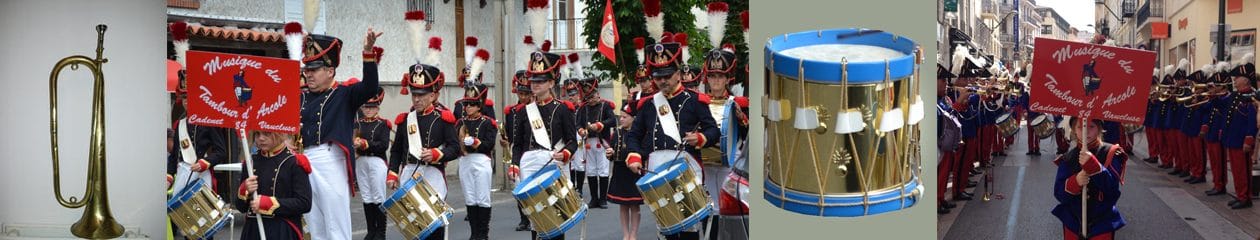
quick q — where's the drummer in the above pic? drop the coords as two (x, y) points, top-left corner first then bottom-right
(237, 131), (312, 240)
(629, 37), (657, 104)
(574, 75), (616, 209)
(608, 101), (643, 239)
(388, 34), (461, 239)
(703, 37), (751, 162)
(298, 29), (381, 239)
(456, 83), (499, 240)
(625, 41), (720, 240)
(510, 50), (579, 240)
(355, 88), (392, 240)
(1052, 117), (1128, 240)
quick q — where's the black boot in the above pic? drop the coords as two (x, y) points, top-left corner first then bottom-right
(598, 176), (611, 208)
(588, 176), (601, 208)
(476, 206), (493, 240)
(368, 203), (388, 240)
(572, 170), (586, 198)
(363, 203), (378, 240)
(515, 207), (530, 231)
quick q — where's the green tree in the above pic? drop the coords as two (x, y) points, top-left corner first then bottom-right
(582, 0), (748, 88)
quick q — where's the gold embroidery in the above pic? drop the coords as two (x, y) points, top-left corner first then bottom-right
(658, 105), (670, 116)
(180, 139), (190, 149)
(531, 119), (544, 130)
(408, 124), (418, 134)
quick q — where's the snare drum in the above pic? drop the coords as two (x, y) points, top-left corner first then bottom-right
(512, 164), (587, 239)
(764, 29), (924, 217)
(996, 113), (1019, 137)
(635, 158), (713, 234)
(1031, 115), (1055, 139)
(381, 177), (453, 240)
(167, 179), (233, 240)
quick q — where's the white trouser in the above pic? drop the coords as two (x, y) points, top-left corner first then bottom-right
(569, 146), (586, 172)
(401, 163), (448, 199)
(303, 144), (351, 240)
(458, 153), (493, 207)
(582, 138), (611, 177)
(170, 161), (213, 195)
(518, 150), (564, 183)
(355, 156), (388, 203)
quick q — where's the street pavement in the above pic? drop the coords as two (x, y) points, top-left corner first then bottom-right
(938, 124), (1256, 240)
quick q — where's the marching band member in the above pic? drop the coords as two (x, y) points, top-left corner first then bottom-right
(237, 131), (313, 240)
(561, 77), (589, 198)
(629, 37), (657, 104)
(389, 26), (460, 239)
(1222, 53), (1256, 209)
(1052, 117), (1128, 240)
(454, 40), (496, 120)
(952, 52), (986, 200)
(503, 70), (535, 232)
(608, 101), (643, 240)
(1204, 62), (1231, 196)
(1168, 59), (1191, 178)
(1156, 65), (1177, 169)
(1142, 68), (1162, 164)
(572, 54), (616, 209)
(702, 9), (751, 167)
(298, 27), (382, 239)
(625, 40), (721, 240)
(355, 88), (391, 240)
(456, 83), (499, 240)
(510, 49), (579, 240)
(938, 63), (961, 213)
(1180, 65), (1212, 184)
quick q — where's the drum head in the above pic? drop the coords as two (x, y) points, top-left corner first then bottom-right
(167, 178), (206, 210)
(996, 113), (1011, 122)
(1031, 115), (1047, 124)
(721, 102), (740, 167)
(635, 159), (688, 190)
(766, 28), (918, 84)
(511, 164), (562, 199)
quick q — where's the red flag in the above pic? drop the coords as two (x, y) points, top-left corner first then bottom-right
(597, 0), (619, 64)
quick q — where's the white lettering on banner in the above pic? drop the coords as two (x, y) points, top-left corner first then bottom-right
(255, 95), (287, 118)
(1117, 60), (1134, 74)
(1029, 102), (1067, 114)
(198, 86), (240, 118)
(1041, 74), (1084, 106)
(187, 114), (225, 125)
(1051, 44), (1117, 64)
(1102, 86), (1136, 107)
(258, 121), (297, 132)
(1101, 111), (1141, 122)
(203, 56), (263, 76)
(265, 69), (282, 83)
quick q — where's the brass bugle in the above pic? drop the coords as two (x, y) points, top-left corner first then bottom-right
(49, 24), (124, 239)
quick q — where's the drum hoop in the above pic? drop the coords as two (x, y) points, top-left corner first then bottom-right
(414, 211), (454, 240)
(167, 178), (207, 210)
(765, 177), (918, 207)
(767, 71), (908, 86)
(634, 158), (690, 190)
(658, 204), (714, 235)
(765, 29), (917, 83)
(511, 164), (563, 199)
(537, 207), (587, 239)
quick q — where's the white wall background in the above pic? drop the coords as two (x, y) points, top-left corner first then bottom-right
(0, 0), (167, 237)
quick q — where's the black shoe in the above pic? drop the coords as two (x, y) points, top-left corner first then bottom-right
(939, 206), (951, 214)
(1031, 152), (1042, 156)
(1186, 177), (1206, 184)
(943, 201), (957, 209)
(1143, 158), (1157, 163)
(515, 222), (530, 231)
(1168, 170), (1182, 175)
(1159, 164), (1172, 169)
(967, 181), (978, 188)
(954, 192), (974, 201)
(1206, 189), (1227, 196)
(998, 152), (1008, 156)
(1178, 172), (1191, 178)
(1231, 201), (1253, 209)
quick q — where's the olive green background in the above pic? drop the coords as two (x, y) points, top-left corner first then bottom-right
(747, 0), (938, 238)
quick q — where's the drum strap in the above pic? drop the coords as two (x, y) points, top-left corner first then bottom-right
(407, 111), (426, 160)
(653, 93), (683, 143)
(526, 103), (553, 150)
(178, 118), (197, 164)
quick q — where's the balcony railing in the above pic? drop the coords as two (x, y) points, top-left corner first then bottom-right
(1122, 0), (1136, 18)
(981, 2), (999, 20)
(1136, 1), (1150, 25)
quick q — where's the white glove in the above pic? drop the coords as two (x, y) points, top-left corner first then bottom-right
(464, 136), (476, 146)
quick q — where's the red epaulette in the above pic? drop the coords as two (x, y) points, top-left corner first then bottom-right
(439, 109), (457, 124)
(734, 96), (750, 108)
(485, 98), (495, 107)
(378, 117), (393, 129)
(486, 116), (499, 129)
(294, 153), (313, 174)
(694, 91), (711, 105)
(394, 112), (409, 126)
(636, 96), (652, 111)
(561, 100), (576, 111)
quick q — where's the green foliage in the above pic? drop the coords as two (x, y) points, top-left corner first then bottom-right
(581, 0), (748, 88)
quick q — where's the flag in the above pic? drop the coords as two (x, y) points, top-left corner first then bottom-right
(597, 0), (619, 64)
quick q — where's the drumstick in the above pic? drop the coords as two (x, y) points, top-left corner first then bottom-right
(237, 129), (268, 240)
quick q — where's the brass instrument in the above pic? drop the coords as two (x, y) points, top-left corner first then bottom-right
(48, 24), (125, 239)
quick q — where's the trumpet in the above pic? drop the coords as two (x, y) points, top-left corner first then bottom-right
(48, 24), (124, 239)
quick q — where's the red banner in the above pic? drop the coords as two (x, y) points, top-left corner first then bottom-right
(597, 0), (619, 64)
(1028, 38), (1156, 124)
(185, 51), (301, 133)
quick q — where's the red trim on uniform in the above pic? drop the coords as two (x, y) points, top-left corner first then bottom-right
(258, 195), (280, 215)
(238, 181), (249, 199)
(471, 138), (482, 149)
(692, 131), (707, 148)
(439, 109), (457, 123)
(592, 122), (604, 132)
(1081, 154), (1103, 176)
(428, 148), (444, 163)
(363, 46), (383, 63)
(283, 219), (305, 240)
(560, 149), (572, 163)
(1065, 175), (1083, 195)
(332, 142), (358, 196)
(509, 165), (520, 177)
(387, 171), (399, 182)
(1103, 145), (1124, 185)
(626, 152), (643, 166)
(607, 194), (643, 201)
(1246, 136), (1255, 150)
(395, 112), (409, 126)
(695, 92), (711, 105)
(561, 100), (576, 111)
(294, 154), (312, 174)
(196, 159), (211, 172)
